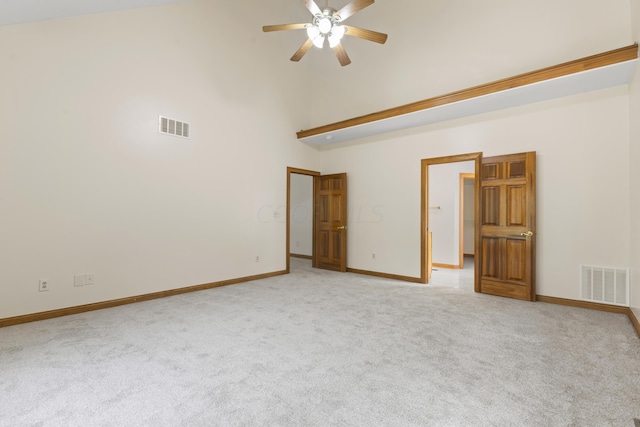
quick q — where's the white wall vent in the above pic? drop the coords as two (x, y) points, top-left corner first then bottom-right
(580, 265), (629, 306)
(159, 116), (190, 138)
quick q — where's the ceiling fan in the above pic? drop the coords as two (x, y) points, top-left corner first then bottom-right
(263, 0), (388, 67)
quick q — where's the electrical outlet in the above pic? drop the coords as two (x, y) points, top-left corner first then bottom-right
(74, 274), (86, 287)
(255, 256), (260, 263)
(39, 279), (49, 292)
(85, 274), (95, 285)
(372, 253), (376, 259)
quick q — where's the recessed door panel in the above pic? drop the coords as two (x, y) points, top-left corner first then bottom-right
(482, 237), (500, 279)
(331, 194), (343, 223)
(332, 178), (342, 190)
(507, 160), (526, 178)
(332, 231), (342, 260)
(506, 185), (526, 227)
(319, 231), (329, 258)
(505, 238), (526, 282)
(319, 195), (329, 223)
(482, 187), (500, 226)
(482, 163), (500, 180)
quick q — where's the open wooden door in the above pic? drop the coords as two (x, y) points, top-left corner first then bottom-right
(479, 152), (536, 301)
(314, 173), (347, 272)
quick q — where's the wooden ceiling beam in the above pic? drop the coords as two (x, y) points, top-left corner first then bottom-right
(296, 44), (639, 140)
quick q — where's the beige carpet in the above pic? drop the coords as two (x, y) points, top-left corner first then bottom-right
(1, 258), (639, 426)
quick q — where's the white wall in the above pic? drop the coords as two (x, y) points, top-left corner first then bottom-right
(0, 1), (321, 318)
(317, 0), (633, 298)
(290, 174), (313, 256)
(0, 0), (636, 319)
(630, 0), (640, 318)
(428, 161), (474, 266)
(321, 87), (630, 297)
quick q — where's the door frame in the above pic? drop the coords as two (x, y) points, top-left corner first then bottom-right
(459, 173), (475, 269)
(421, 153), (482, 288)
(286, 167), (321, 273)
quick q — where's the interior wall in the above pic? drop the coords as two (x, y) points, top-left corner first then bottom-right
(290, 174), (313, 257)
(428, 161), (474, 266)
(314, 0), (633, 299)
(1, 0), (636, 319)
(630, 0), (640, 317)
(0, 0), (320, 318)
(320, 87), (630, 298)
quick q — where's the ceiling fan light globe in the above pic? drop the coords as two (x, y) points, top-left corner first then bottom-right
(313, 35), (325, 48)
(331, 25), (346, 40)
(318, 17), (332, 34)
(328, 35), (341, 48)
(306, 25), (320, 40)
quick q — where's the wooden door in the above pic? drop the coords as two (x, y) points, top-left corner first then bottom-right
(479, 152), (536, 301)
(314, 173), (347, 272)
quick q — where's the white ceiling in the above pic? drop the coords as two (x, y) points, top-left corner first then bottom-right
(0, 0), (193, 27)
(4, 0), (635, 147)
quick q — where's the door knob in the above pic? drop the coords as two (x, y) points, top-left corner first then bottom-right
(337, 226), (346, 230)
(520, 231), (534, 237)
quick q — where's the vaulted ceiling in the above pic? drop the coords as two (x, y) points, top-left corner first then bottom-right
(0, 0), (193, 27)
(2, 0), (633, 137)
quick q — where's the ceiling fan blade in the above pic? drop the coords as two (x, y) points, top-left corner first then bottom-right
(335, 0), (374, 22)
(333, 43), (352, 66)
(301, 0), (322, 16)
(263, 23), (308, 32)
(344, 25), (387, 44)
(291, 39), (314, 62)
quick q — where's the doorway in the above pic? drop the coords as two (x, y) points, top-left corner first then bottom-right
(459, 173), (475, 269)
(290, 174), (313, 259)
(286, 167), (319, 273)
(421, 151), (537, 300)
(286, 167), (349, 273)
(421, 153), (482, 290)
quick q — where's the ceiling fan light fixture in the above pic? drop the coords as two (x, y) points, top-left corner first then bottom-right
(262, 0), (387, 66)
(328, 25), (345, 48)
(312, 35), (325, 48)
(332, 25), (345, 39)
(306, 25), (320, 40)
(317, 16), (333, 34)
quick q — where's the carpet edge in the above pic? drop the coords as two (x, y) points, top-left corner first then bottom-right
(0, 270), (288, 328)
(538, 295), (640, 338)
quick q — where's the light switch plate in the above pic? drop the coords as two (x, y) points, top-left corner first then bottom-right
(74, 274), (85, 287)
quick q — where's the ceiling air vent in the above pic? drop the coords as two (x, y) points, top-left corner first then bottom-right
(159, 116), (190, 138)
(580, 265), (629, 306)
